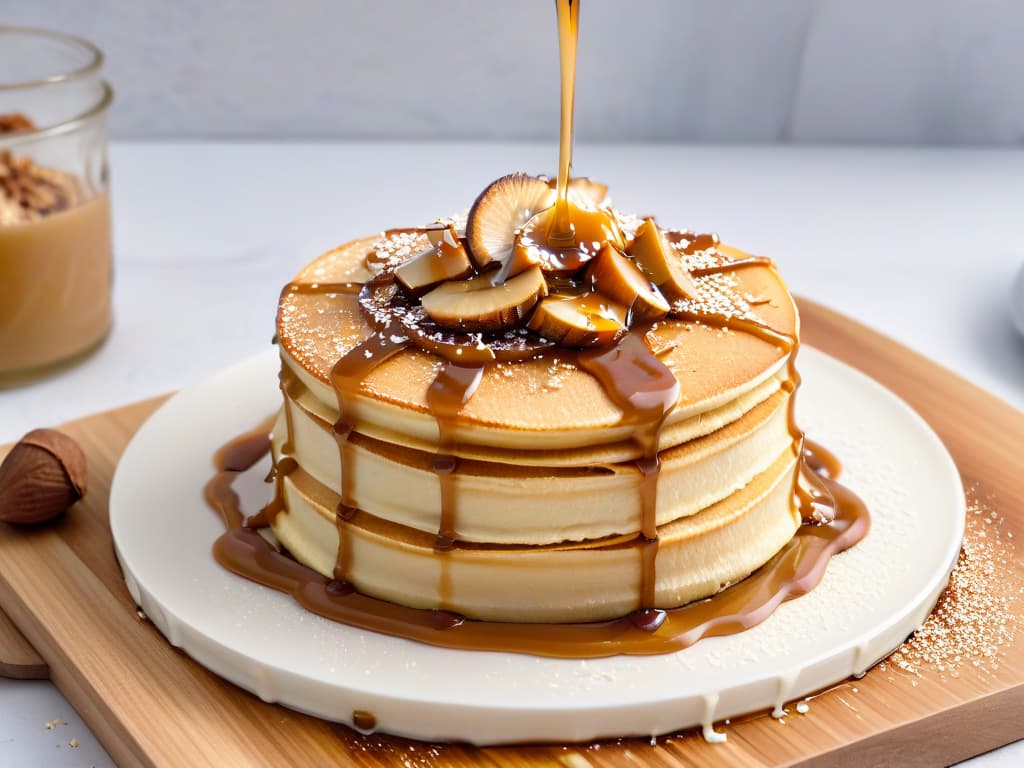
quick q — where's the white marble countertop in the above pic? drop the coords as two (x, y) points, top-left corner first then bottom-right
(1, 141), (1022, 766)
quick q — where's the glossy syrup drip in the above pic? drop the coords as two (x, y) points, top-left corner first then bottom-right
(278, 368), (300, 455)
(244, 455), (296, 529)
(207, 433), (869, 658)
(426, 363), (485, 550)
(329, 324), (410, 581)
(425, 362), (485, 609)
(804, 437), (841, 478)
(242, 397), (294, 529)
(799, 438), (841, 524)
(209, 415), (278, 530)
(576, 332), (681, 611)
(352, 710), (377, 732)
(518, 204), (624, 275)
(673, 306), (810, 521)
(247, 367), (303, 529)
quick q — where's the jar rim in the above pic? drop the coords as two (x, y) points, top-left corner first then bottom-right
(0, 25), (104, 91)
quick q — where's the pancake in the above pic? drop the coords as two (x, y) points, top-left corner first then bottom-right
(259, 181), (807, 624)
(277, 238), (798, 454)
(271, 447), (800, 623)
(273, 386), (794, 545)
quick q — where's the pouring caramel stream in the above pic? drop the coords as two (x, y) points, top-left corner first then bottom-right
(548, 0), (580, 245)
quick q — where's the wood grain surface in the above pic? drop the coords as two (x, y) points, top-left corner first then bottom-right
(0, 604), (47, 679)
(0, 299), (1021, 768)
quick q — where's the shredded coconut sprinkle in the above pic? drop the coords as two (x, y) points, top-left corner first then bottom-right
(882, 493), (1020, 679)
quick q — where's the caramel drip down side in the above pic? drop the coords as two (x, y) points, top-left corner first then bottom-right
(425, 362), (485, 609)
(576, 332), (681, 614)
(207, 432), (869, 658)
(426, 363), (485, 548)
(210, 415), (278, 530)
(799, 438), (842, 523)
(246, 368), (302, 528)
(673, 307), (811, 522)
(329, 324), (410, 582)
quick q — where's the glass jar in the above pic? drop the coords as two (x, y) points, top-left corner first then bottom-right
(0, 26), (113, 383)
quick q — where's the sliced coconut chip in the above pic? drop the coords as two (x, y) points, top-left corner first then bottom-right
(465, 173), (555, 271)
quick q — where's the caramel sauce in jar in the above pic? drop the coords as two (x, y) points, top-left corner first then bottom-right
(0, 192), (113, 378)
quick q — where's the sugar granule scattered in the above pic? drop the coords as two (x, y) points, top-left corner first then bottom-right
(886, 496), (1020, 678)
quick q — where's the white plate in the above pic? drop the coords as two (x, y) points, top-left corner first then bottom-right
(110, 346), (964, 745)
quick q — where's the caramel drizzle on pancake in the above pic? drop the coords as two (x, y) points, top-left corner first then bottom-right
(329, 322), (410, 582)
(576, 333), (680, 611)
(426, 362), (485, 609)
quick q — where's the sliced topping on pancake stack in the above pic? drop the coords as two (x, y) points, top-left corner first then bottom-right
(628, 218), (700, 302)
(394, 224), (474, 296)
(268, 171), (812, 629)
(380, 173), (716, 356)
(586, 243), (670, 324)
(527, 293), (629, 347)
(465, 173), (554, 271)
(420, 266), (548, 332)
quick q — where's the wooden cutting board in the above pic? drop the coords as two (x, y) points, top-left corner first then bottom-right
(1, 299), (1022, 768)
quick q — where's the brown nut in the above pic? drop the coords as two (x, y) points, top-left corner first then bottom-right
(0, 429), (87, 525)
(0, 113), (36, 134)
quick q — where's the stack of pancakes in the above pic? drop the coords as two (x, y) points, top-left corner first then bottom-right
(269, 233), (801, 623)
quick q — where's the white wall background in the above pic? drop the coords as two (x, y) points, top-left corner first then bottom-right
(5, 0), (1024, 144)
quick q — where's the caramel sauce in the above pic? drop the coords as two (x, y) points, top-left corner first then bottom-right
(799, 438), (843, 523)
(328, 324), (409, 582)
(358, 279), (554, 365)
(576, 333), (680, 610)
(804, 437), (842, 479)
(352, 710), (377, 732)
(519, 203), (625, 275)
(278, 368), (300, 456)
(671, 306), (810, 524)
(0, 193), (113, 376)
(425, 362), (485, 608)
(207, 431), (868, 658)
(548, 0), (580, 244)
(426, 363), (485, 551)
